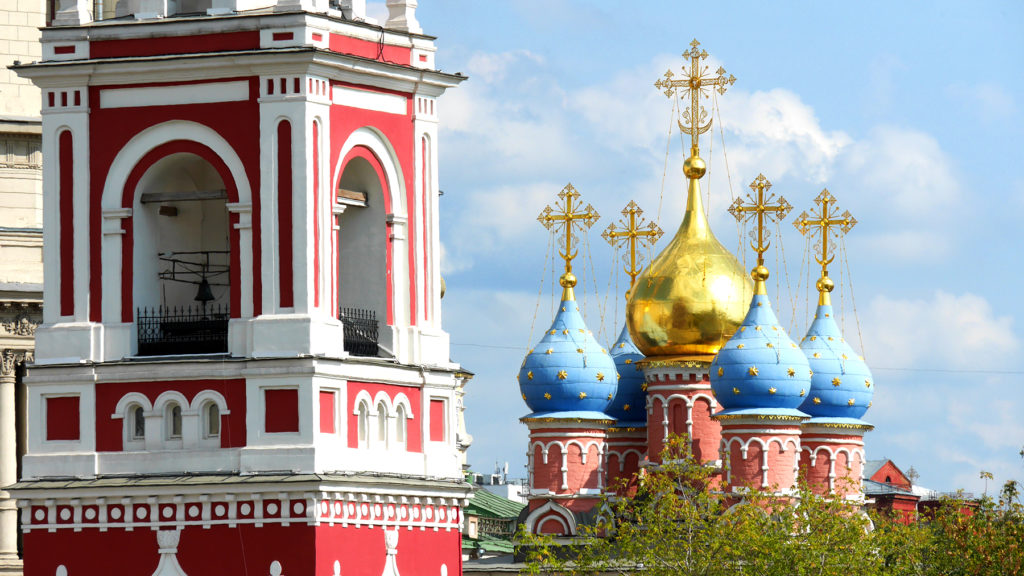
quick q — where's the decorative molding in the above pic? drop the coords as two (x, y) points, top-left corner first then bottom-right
(18, 491), (465, 534)
(0, 349), (32, 377)
(0, 135), (42, 170)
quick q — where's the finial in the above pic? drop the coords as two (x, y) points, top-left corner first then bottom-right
(654, 39), (736, 162)
(602, 200), (663, 296)
(559, 272), (577, 301)
(728, 174), (792, 295)
(538, 184), (599, 299)
(792, 189), (857, 306)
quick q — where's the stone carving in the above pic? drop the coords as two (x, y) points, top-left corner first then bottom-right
(0, 350), (29, 377)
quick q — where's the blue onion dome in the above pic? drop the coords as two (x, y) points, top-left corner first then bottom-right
(518, 273), (617, 415)
(607, 323), (647, 423)
(710, 266), (811, 417)
(797, 279), (873, 422)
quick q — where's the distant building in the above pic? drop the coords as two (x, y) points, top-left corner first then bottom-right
(0, 2), (46, 574)
(461, 488), (525, 559)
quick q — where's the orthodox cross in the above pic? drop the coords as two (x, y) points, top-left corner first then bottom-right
(601, 200), (663, 290)
(537, 183), (600, 274)
(653, 39), (736, 155)
(792, 188), (857, 280)
(728, 174), (793, 267)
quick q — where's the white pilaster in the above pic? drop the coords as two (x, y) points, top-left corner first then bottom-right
(384, 0), (421, 34)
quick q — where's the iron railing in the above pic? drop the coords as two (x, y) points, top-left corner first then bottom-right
(137, 305), (230, 356)
(339, 307), (379, 357)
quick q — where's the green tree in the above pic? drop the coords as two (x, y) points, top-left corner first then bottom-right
(518, 436), (881, 576)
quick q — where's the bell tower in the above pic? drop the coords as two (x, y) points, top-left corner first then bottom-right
(11, 1), (471, 575)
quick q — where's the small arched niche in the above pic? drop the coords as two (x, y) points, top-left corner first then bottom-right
(336, 154), (388, 357)
(133, 152), (230, 355)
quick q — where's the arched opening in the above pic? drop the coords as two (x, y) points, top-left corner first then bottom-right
(166, 403), (183, 441)
(131, 405), (145, 441)
(133, 152), (230, 355)
(395, 404), (407, 447)
(357, 401), (369, 448)
(376, 402), (389, 447)
(336, 153), (387, 357)
(204, 403), (220, 438)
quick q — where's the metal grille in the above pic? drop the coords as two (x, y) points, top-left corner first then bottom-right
(339, 308), (379, 357)
(137, 305), (230, 356)
(478, 517), (517, 537)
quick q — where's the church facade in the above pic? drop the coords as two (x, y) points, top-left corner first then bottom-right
(10, 1), (471, 575)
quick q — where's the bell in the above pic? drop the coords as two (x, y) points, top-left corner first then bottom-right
(194, 277), (215, 303)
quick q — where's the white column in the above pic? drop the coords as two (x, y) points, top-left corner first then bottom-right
(53, 0), (92, 26)
(0, 350), (25, 564)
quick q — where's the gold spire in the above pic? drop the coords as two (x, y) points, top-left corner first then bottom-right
(537, 183), (600, 301)
(626, 41), (750, 362)
(727, 174), (792, 295)
(654, 39), (736, 158)
(792, 189), (857, 306)
(601, 200), (663, 296)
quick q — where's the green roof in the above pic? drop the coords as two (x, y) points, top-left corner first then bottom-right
(462, 532), (516, 554)
(465, 488), (526, 519)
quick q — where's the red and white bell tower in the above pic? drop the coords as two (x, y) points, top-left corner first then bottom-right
(11, 1), (470, 574)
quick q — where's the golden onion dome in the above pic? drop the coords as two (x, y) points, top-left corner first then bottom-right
(626, 156), (752, 362)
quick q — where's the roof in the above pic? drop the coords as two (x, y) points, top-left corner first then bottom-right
(462, 532), (516, 554)
(863, 478), (918, 497)
(607, 323), (646, 421)
(798, 302), (873, 421)
(710, 293), (811, 417)
(465, 488), (525, 520)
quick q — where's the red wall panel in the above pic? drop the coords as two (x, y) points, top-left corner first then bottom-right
(46, 396), (79, 441)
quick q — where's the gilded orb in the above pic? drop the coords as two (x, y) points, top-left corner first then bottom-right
(815, 275), (834, 293)
(683, 155), (706, 179)
(626, 163), (752, 362)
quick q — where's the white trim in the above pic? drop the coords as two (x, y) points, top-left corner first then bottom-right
(100, 81), (250, 109)
(332, 85), (406, 115)
(522, 501), (576, 536)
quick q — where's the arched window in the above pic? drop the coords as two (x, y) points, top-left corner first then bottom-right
(204, 403), (220, 438)
(167, 403), (182, 440)
(357, 401), (369, 447)
(395, 404), (407, 445)
(376, 403), (388, 446)
(131, 405), (146, 440)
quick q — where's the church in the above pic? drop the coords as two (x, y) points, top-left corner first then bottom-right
(516, 43), (875, 536)
(9, 0), (472, 575)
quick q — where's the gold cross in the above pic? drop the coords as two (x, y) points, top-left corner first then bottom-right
(654, 39), (736, 156)
(537, 183), (600, 274)
(728, 174), (792, 268)
(792, 189), (856, 280)
(601, 200), (663, 290)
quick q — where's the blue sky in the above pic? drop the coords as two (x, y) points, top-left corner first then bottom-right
(387, 1), (1023, 494)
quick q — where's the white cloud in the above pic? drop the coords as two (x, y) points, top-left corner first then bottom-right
(862, 290), (1018, 371)
(465, 50), (544, 84)
(946, 82), (1017, 124)
(842, 125), (960, 216)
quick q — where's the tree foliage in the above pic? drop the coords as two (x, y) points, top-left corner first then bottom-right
(517, 436), (1024, 576)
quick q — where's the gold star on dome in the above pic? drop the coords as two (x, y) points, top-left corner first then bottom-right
(813, 397), (821, 405)
(791, 343), (798, 349)
(522, 393), (527, 400)
(561, 306), (566, 312)
(748, 366), (759, 376)
(737, 344), (745, 349)
(732, 387), (740, 395)
(841, 354), (848, 360)
(544, 392), (551, 400)
(831, 377), (841, 387)
(768, 387), (777, 394)
(607, 393), (613, 400)
(579, 392), (587, 399)
(740, 326), (746, 332)
(827, 336), (834, 341)
(810, 336), (817, 341)
(809, 369), (814, 376)
(577, 348), (584, 353)
(825, 313), (831, 318)
(596, 372), (605, 381)
(868, 401), (872, 407)
(717, 366), (724, 377)
(527, 371), (534, 380)
(813, 352), (821, 358)
(865, 380), (871, 388)
(766, 342), (774, 348)
(757, 302), (763, 307)
(557, 370), (568, 380)
(546, 349), (553, 355)
(847, 398), (855, 406)
(625, 359), (633, 364)
(799, 389), (806, 397)
(787, 368), (796, 377)
(550, 330), (556, 335)
(755, 325), (762, 331)
(641, 382), (648, 391)
(516, 374), (520, 382)
(562, 329), (569, 335)
(623, 404), (631, 411)
(619, 343), (625, 348)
